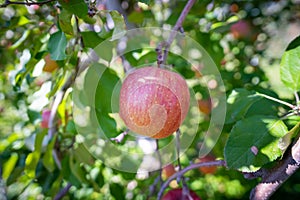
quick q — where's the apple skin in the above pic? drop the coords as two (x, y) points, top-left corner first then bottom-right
(230, 20), (258, 41)
(162, 188), (201, 200)
(197, 155), (217, 174)
(162, 164), (176, 179)
(43, 54), (59, 73)
(119, 67), (190, 139)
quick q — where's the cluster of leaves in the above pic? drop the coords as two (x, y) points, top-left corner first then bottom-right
(1, 0), (300, 200)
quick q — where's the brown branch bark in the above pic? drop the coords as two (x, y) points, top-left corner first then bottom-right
(250, 133), (300, 200)
(54, 182), (72, 200)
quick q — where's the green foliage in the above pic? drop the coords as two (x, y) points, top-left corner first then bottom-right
(0, 1), (300, 200)
(48, 30), (68, 60)
(225, 116), (288, 172)
(280, 46), (300, 92)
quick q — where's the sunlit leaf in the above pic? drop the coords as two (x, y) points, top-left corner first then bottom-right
(3, 153), (18, 180)
(224, 116), (288, 172)
(18, 16), (30, 26)
(25, 131), (46, 178)
(280, 46), (300, 92)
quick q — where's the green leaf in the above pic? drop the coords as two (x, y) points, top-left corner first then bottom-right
(59, 9), (74, 35)
(95, 68), (120, 137)
(224, 116), (288, 172)
(226, 89), (261, 124)
(286, 35), (300, 51)
(61, 156), (81, 187)
(25, 131), (46, 178)
(279, 121), (300, 154)
(18, 16), (30, 26)
(69, 155), (89, 184)
(226, 89), (279, 124)
(109, 10), (126, 41)
(138, 0), (153, 5)
(3, 153), (18, 180)
(81, 31), (104, 48)
(42, 135), (57, 172)
(59, 0), (88, 19)
(128, 11), (144, 24)
(27, 109), (41, 124)
(73, 143), (95, 165)
(109, 183), (125, 200)
(280, 46), (300, 91)
(48, 31), (67, 60)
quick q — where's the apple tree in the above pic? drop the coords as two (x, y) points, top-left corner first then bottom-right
(1, 0), (300, 200)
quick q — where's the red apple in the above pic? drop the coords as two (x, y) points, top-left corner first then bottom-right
(41, 109), (51, 128)
(119, 67), (190, 139)
(162, 164), (176, 179)
(196, 155), (217, 174)
(230, 20), (258, 41)
(162, 188), (201, 200)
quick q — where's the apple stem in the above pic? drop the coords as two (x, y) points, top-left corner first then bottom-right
(256, 92), (295, 109)
(175, 129), (190, 199)
(147, 140), (163, 198)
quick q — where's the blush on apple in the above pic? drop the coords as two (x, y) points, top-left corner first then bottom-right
(119, 67), (190, 139)
(162, 188), (201, 200)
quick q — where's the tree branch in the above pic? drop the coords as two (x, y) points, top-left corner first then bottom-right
(54, 182), (72, 200)
(161, 0), (196, 64)
(0, 0), (55, 8)
(250, 133), (300, 200)
(157, 160), (226, 200)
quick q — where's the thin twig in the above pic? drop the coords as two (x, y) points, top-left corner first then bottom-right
(149, 175), (163, 197)
(157, 160), (226, 200)
(175, 129), (190, 199)
(250, 132), (300, 200)
(0, 0), (55, 7)
(54, 182), (72, 200)
(256, 92), (294, 109)
(161, 0), (196, 64)
(147, 139), (163, 198)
